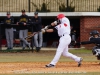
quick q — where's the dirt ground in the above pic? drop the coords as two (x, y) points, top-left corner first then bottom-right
(0, 62), (100, 74)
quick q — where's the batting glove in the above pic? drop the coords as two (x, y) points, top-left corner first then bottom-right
(44, 26), (49, 29)
(41, 29), (46, 33)
(53, 21), (57, 25)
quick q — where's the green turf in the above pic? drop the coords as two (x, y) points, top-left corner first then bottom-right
(0, 49), (98, 62)
(69, 49), (92, 53)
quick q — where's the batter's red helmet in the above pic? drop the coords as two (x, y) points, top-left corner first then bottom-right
(57, 14), (65, 19)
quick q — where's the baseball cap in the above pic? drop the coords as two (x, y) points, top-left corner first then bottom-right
(7, 12), (10, 15)
(34, 12), (38, 15)
(21, 9), (25, 12)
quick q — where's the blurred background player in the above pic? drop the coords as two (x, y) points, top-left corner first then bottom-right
(31, 12), (42, 52)
(4, 12), (14, 50)
(77, 30), (100, 45)
(70, 25), (77, 48)
(17, 9), (30, 50)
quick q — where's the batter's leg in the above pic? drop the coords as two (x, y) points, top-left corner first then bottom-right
(62, 46), (81, 62)
(50, 37), (68, 65)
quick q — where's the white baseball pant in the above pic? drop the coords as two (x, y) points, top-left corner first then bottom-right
(50, 34), (81, 65)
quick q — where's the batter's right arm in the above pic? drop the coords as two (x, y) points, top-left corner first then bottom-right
(44, 21), (57, 30)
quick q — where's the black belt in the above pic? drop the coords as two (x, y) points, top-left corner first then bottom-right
(60, 34), (64, 37)
(60, 33), (69, 37)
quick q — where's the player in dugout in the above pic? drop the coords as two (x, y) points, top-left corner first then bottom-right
(17, 9), (31, 50)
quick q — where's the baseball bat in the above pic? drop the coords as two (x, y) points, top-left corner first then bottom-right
(25, 32), (38, 39)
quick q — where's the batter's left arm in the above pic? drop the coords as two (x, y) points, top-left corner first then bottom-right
(41, 28), (53, 33)
(43, 21), (58, 30)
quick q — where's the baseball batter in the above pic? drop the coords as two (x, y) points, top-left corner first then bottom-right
(42, 14), (82, 67)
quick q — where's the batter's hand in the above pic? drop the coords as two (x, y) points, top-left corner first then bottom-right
(53, 21), (57, 25)
(51, 21), (57, 26)
(41, 29), (46, 33)
(44, 26), (49, 29)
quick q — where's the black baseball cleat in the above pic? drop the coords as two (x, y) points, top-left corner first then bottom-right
(22, 47), (25, 50)
(6, 48), (10, 50)
(27, 43), (31, 50)
(36, 47), (41, 52)
(78, 58), (83, 67)
(45, 64), (55, 68)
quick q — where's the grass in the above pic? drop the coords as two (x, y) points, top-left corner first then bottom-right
(0, 49), (98, 62)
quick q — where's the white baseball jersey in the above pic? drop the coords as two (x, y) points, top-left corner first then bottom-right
(55, 17), (70, 37)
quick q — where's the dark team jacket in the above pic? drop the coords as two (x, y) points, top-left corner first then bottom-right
(31, 17), (42, 32)
(4, 17), (14, 28)
(18, 14), (29, 30)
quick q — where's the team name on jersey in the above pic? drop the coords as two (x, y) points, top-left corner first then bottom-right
(6, 20), (11, 23)
(20, 18), (27, 22)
